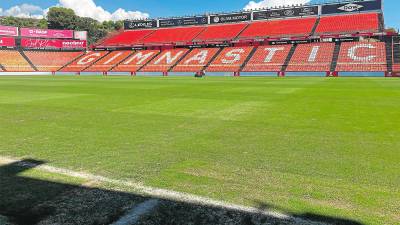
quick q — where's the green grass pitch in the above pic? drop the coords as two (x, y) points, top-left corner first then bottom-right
(0, 76), (399, 224)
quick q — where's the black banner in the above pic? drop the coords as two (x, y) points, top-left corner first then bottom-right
(210, 12), (251, 24)
(333, 37), (360, 42)
(159, 16), (208, 28)
(322, 0), (381, 15)
(254, 6), (318, 20)
(124, 20), (157, 30)
(320, 37), (360, 43)
(269, 39), (313, 45)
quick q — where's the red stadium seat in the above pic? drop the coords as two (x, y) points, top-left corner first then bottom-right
(60, 51), (109, 72)
(100, 30), (154, 46)
(194, 24), (248, 42)
(172, 48), (220, 72)
(140, 49), (189, 72)
(315, 13), (380, 35)
(112, 50), (160, 72)
(242, 45), (292, 72)
(142, 27), (205, 44)
(0, 50), (34, 72)
(84, 51), (132, 72)
(286, 43), (335, 72)
(239, 17), (317, 39)
(206, 46), (253, 72)
(336, 42), (387, 72)
(25, 51), (83, 72)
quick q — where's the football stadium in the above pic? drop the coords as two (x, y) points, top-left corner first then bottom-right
(0, 0), (399, 224)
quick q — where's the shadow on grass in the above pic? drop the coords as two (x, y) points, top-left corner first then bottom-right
(0, 159), (364, 225)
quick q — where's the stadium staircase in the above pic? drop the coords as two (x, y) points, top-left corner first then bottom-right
(330, 42), (341, 72)
(234, 23), (251, 40)
(57, 52), (86, 72)
(310, 17), (321, 36)
(202, 47), (223, 71)
(81, 52), (112, 72)
(168, 49), (193, 72)
(108, 51), (136, 72)
(393, 40), (400, 71)
(378, 13), (385, 32)
(18, 49), (38, 71)
(281, 44), (297, 72)
(96, 29), (123, 46)
(240, 47), (259, 72)
(137, 51), (162, 72)
(385, 41), (393, 72)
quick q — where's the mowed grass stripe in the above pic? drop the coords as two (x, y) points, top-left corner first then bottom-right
(0, 76), (399, 224)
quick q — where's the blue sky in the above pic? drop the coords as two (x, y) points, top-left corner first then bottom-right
(0, 0), (398, 29)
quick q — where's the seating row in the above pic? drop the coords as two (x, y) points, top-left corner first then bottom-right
(0, 41), (389, 73)
(99, 13), (381, 46)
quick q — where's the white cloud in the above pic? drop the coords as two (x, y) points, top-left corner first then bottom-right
(0, 0), (149, 22)
(0, 3), (45, 19)
(58, 0), (149, 22)
(244, 0), (311, 10)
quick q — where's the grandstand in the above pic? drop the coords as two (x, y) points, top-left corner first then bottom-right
(111, 50), (160, 72)
(60, 51), (109, 72)
(0, 50), (34, 72)
(172, 48), (220, 72)
(243, 45), (292, 72)
(335, 42), (387, 72)
(206, 46), (254, 72)
(140, 49), (190, 72)
(238, 17), (317, 39)
(314, 13), (380, 35)
(84, 51), (132, 72)
(24, 51), (83, 72)
(286, 43), (335, 72)
(0, 0), (398, 76)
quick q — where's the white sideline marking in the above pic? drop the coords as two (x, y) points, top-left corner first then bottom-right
(0, 156), (313, 224)
(111, 199), (159, 225)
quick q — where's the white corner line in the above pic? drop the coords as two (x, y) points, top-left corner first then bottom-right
(111, 199), (159, 225)
(0, 155), (311, 224)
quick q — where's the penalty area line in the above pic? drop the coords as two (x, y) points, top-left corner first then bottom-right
(0, 155), (308, 224)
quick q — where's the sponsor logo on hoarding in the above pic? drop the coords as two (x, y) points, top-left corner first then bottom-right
(213, 17), (220, 23)
(0, 26), (19, 36)
(21, 38), (86, 49)
(338, 3), (364, 12)
(284, 10), (295, 16)
(29, 29), (48, 35)
(128, 21), (154, 29)
(62, 41), (86, 47)
(21, 28), (73, 38)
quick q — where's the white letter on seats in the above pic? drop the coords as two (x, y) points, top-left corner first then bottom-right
(264, 47), (284, 63)
(185, 50), (209, 64)
(308, 46), (320, 62)
(222, 49), (245, 64)
(124, 52), (155, 65)
(154, 51), (184, 65)
(348, 44), (376, 62)
(77, 53), (101, 65)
